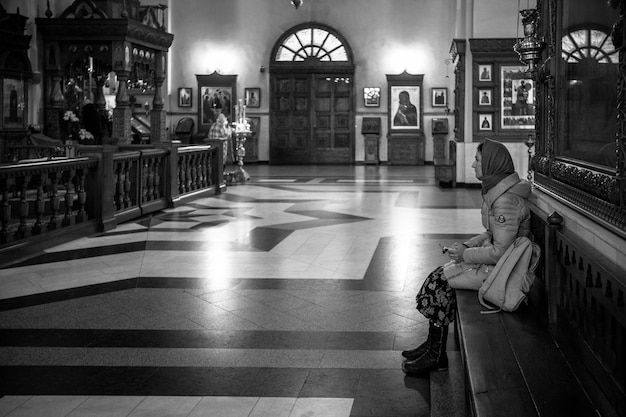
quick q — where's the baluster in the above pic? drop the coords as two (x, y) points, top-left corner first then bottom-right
(62, 169), (74, 227)
(142, 158), (149, 203)
(48, 172), (60, 230)
(32, 174), (45, 235)
(1, 178), (11, 243)
(76, 168), (87, 222)
(184, 155), (192, 192)
(153, 158), (161, 199)
(190, 154), (198, 190)
(585, 264), (593, 287)
(14, 174), (30, 239)
(202, 152), (208, 186)
(207, 151), (213, 186)
(605, 281), (613, 298)
(123, 161), (132, 208)
(595, 272), (603, 288)
(147, 157), (155, 200)
(178, 156), (185, 194)
(180, 155), (188, 194)
(115, 161), (123, 210)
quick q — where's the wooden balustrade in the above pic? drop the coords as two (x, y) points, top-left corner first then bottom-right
(0, 143), (223, 265)
(530, 209), (626, 417)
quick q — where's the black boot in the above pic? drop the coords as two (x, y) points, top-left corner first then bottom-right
(401, 326), (432, 360)
(402, 324), (448, 376)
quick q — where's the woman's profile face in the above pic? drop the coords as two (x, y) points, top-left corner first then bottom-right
(472, 151), (483, 180)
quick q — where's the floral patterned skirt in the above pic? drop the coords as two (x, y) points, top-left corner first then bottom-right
(416, 265), (457, 326)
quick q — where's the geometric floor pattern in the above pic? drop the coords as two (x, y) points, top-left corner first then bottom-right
(0, 165), (483, 417)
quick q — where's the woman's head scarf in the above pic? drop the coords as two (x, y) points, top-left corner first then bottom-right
(480, 138), (515, 194)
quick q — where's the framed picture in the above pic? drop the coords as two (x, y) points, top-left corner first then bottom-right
(478, 64), (492, 82)
(386, 72), (423, 133)
(363, 87), (381, 107)
(501, 65), (535, 130)
(431, 88), (447, 107)
(432, 118), (449, 134)
(2, 78), (27, 128)
(245, 87), (260, 108)
(196, 72), (237, 133)
(479, 113), (493, 131)
(478, 88), (492, 106)
(178, 87), (192, 107)
(361, 117), (381, 134)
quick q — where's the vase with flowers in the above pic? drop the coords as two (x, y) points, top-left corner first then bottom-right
(63, 109), (95, 147)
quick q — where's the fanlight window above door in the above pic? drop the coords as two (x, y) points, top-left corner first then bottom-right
(275, 27), (348, 62)
(561, 28), (617, 63)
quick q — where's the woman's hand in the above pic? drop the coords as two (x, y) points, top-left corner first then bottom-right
(447, 242), (467, 263)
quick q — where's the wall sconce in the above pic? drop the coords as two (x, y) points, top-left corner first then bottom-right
(513, 8), (546, 74)
(144, 100), (150, 115)
(291, 0), (303, 9)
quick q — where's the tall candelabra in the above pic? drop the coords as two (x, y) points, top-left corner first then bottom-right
(227, 99), (251, 184)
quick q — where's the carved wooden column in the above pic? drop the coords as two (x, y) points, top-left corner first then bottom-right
(113, 69), (132, 144)
(150, 51), (167, 143)
(44, 41), (64, 141)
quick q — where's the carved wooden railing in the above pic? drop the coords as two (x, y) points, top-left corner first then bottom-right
(0, 158), (99, 246)
(0, 143), (223, 265)
(533, 210), (626, 417)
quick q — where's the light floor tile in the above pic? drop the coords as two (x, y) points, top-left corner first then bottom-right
(290, 398), (353, 417)
(2, 396), (88, 417)
(187, 396), (258, 417)
(0, 396), (31, 417)
(127, 396), (202, 417)
(67, 396), (145, 417)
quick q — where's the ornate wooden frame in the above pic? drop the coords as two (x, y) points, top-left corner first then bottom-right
(533, 0), (626, 236)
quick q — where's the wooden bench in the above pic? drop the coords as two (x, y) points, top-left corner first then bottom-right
(455, 285), (600, 417)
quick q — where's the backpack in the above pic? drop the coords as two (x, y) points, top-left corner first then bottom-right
(478, 236), (541, 313)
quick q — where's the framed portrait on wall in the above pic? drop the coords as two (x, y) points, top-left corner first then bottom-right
(431, 88), (447, 107)
(390, 86), (420, 130)
(2, 78), (27, 128)
(363, 87), (381, 107)
(178, 87), (192, 107)
(478, 88), (492, 106)
(478, 113), (493, 131)
(196, 72), (237, 133)
(500, 65), (535, 130)
(478, 64), (492, 82)
(245, 87), (260, 108)
(386, 72), (423, 133)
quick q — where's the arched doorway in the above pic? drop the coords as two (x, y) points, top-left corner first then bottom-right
(269, 23), (355, 164)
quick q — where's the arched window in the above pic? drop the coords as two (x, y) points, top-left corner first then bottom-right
(274, 26), (349, 62)
(561, 27), (618, 64)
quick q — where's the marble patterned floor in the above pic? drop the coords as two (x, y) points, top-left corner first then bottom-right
(0, 164), (482, 417)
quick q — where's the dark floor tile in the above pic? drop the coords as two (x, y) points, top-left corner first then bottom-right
(248, 368), (310, 397)
(83, 366), (161, 395)
(243, 226), (294, 251)
(351, 373), (430, 417)
(0, 279), (138, 312)
(299, 368), (361, 398)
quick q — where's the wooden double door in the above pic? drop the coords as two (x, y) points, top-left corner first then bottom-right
(270, 73), (354, 164)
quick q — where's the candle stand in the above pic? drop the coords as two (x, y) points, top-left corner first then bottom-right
(225, 99), (251, 184)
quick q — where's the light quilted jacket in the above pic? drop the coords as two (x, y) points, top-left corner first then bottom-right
(462, 173), (532, 265)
